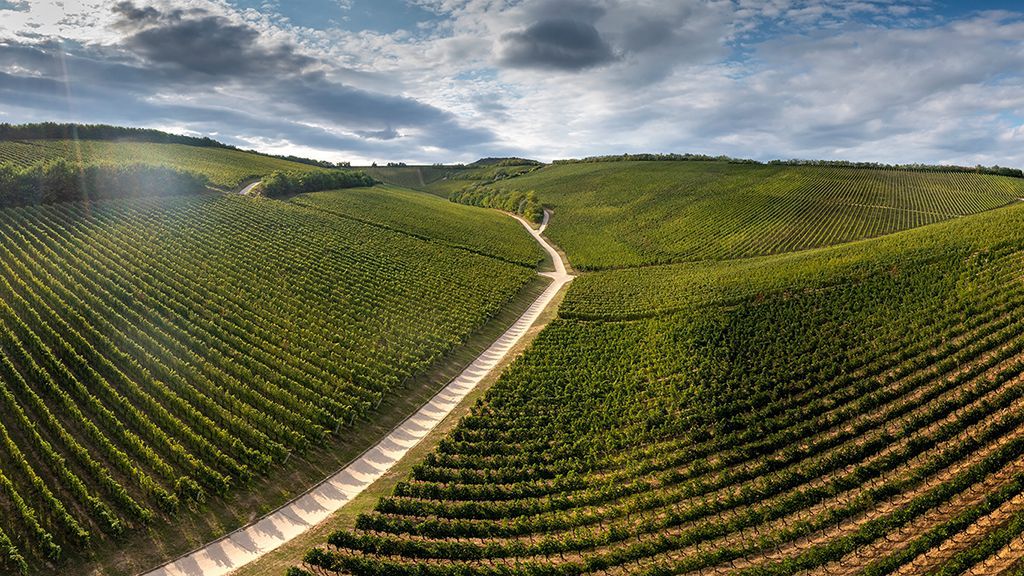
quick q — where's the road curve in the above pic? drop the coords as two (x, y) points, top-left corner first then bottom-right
(238, 181), (261, 195)
(141, 210), (573, 576)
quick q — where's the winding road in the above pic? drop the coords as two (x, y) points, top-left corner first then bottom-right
(142, 210), (572, 576)
(238, 181), (261, 195)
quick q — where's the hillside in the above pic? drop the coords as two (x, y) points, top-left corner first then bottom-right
(481, 160), (1024, 269)
(0, 188), (543, 575)
(0, 139), (329, 190)
(362, 166), (459, 193)
(364, 162), (541, 198)
(291, 185), (543, 267)
(298, 199), (1024, 576)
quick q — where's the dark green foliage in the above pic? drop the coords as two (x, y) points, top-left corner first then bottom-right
(0, 122), (232, 149)
(469, 158), (543, 167)
(552, 152), (1024, 178)
(0, 140), (331, 189)
(257, 170), (375, 197)
(448, 188), (543, 224)
(769, 158), (1024, 178)
(0, 159), (209, 207)
(553, 152), (756, 164)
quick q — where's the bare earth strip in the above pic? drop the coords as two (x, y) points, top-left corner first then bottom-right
(141, 209), (572, 576)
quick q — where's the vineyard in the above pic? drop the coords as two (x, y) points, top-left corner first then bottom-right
(296, 200), (1024, 576)
(484, 160), (1024, 269)
(0, 140), (325, 189)
(362, 166), (460, 193)
(292, 186), (544, 267)
(0, 192), (539, 575)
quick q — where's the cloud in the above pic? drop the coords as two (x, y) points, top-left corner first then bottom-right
(498, 18), (615, 71)
(0, 1), (498, 163)
(490, 0), (730, 81)
(1, 0), (1023, 167)
(113, 2), (314, 78)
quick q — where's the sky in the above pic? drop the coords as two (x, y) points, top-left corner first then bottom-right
(0, 1), (1023, 166)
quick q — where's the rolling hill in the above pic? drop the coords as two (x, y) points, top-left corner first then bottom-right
(6, 126), (1024, 576)
(480, 160), (1024, 269)
(298, 195), (1024, 576)
(0, 139), (327, 190)
(0, 166), (545, 574)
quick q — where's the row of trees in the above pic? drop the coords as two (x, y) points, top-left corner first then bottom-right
(0, 123), (231, 149)
(0, 123), (355, 169)
(449, 188), (543, 223)
(550, 151), (1024, 178)
(0, 159), (209, 207)
(249, 152), (352, 169)
(769, 159), (1024, 178)
(255, 170), (375, 198)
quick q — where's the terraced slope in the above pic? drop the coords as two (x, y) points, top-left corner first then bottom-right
(485, 161), (1024, 269)
(292, 186), (544, 267)
(298, 202), (1024, 576)
(0, 140), (324, 188)
(0, 193), (539, 575)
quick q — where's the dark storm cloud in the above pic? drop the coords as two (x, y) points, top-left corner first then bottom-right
(493, 0), (729, 78)
(498, 18), (615, 71)
(112, 2), (313, 78)
(357, 127), (400, 140)
(111, 1), (161, 23)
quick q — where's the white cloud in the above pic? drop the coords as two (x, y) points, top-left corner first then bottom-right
(1, 0), (1023, 166)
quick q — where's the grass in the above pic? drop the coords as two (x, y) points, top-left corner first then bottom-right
(485, 160), (1024, 269)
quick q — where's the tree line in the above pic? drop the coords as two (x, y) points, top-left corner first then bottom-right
(0, 159), (210, 207)
(449, 187), (543, 223)
(552, 152), (1024, 178)
(0, 123), (354, 170)
(255, 170), (376, 198)
(0, 123), (232, 149)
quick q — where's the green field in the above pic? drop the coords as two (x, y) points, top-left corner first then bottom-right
(364, 163), (541, 198)
(291, 185), (543, 267)
(7, 128), (1024, 576)
(0, 190), (540, 574)
(484, 160), (1024, 269)
(0, 140), (325, 189)
(362, 166), (460, 193)
(302, 200), (1024, 576)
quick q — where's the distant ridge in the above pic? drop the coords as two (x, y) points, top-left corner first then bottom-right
(0, 122), (349, 169)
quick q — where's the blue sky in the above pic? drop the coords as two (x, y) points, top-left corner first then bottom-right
(228, 0), (443, 33)
(0, 0), (1023, 166)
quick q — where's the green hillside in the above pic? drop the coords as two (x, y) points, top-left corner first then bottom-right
(0, 190), (541, 575)
(302, 199), (1024, 576)
(484, 160), (1024, 269)
(291, 185), (543, 267)
(364, 163), (541, 198)
(0, 140), (326, 189)
(362, 166), (458, 193)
